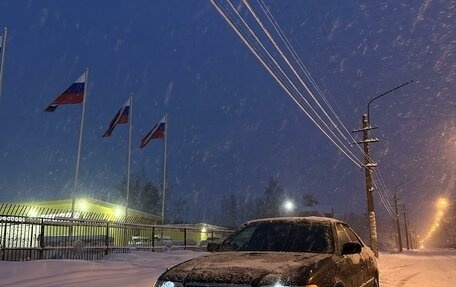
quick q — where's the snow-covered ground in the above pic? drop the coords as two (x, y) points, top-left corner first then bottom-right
(0, 248), (455, 287)
(378, 248), (456, 287)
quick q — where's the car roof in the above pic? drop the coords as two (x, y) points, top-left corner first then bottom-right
(243, 216), (346, 226)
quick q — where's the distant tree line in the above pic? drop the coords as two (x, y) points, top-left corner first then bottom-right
(210, 177), (287, 228)
(101, 172), (323, 229)
(168, 177), (325, 228)
(100, 169), (407, 252)
(103, 169), (162, 215)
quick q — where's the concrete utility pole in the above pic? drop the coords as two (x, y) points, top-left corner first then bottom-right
(361, 115), (379, 257)
(408, 228), (414, 249)
(403, 203), (410, 250)
(353, 114), (378, 256)
(353, 80), (413, 258)
(394, 178), (411, 252)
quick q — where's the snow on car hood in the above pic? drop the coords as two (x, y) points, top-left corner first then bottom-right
(159, 251), (332, 285)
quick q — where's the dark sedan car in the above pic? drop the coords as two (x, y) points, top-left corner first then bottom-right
(155, 217), (379, 287)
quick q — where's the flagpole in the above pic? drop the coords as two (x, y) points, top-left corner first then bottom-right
(161, 114), (168, 224)
(0, 27), (7, 103)
(125, 95), (133, 220)
(71, 68), (88, 218)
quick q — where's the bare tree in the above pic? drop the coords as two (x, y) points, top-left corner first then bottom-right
(115, 169), (161, 215)
(303, 193), (318, 206)
(219, 193), (239, 227)
(262, 177), (285, 218)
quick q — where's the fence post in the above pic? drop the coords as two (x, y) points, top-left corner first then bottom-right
(105, 222), (110, 256)
(184, 228), (187, 250)
(1, 219), (7, 261)
(152, 227), (155, 252)
(39, 219), (45, 260)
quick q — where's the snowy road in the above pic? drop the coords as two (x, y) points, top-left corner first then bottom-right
(379, 249), (456, 287)
(0, 248), (455, 286)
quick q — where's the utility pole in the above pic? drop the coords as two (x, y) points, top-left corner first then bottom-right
(354, 114), (379, 257)
(363, 114), (378, 256)
(353, 80), (413, 257)
(393, 193), (403, 252)
(394, 178), (411, 252)
(409, 227), (414, 249)
(403, 203), (410, 250)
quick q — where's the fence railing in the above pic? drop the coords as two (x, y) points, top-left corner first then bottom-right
(0, 215), (232, 261)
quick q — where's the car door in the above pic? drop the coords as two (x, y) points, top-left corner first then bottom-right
(334, 223), (364, 287)
(341, 224), (375, 286)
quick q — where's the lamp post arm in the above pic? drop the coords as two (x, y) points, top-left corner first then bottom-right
(367, 80), (413, 123)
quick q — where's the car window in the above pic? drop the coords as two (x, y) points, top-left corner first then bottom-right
(219, 224), (257, 251)
(220, 220), (334, 253)
(343, 225), (363, 246)
(288, 222), (334, 253)
(336, 223), (352, 247)
(336, 223), (362, 247)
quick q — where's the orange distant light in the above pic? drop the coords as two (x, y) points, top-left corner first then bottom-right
(437, 197), (449, 210)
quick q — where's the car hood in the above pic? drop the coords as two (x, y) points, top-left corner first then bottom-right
(159, 251), (332, 285)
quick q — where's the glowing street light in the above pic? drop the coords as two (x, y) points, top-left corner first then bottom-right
(282, 200), (295, 214)
(437, 197), (448, 210)
(77, 198), (89, 212)
(420, 196), (452, 248)
(114, 206), (125, 218)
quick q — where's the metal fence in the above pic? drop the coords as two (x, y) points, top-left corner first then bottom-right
(0, 214), (232, 261)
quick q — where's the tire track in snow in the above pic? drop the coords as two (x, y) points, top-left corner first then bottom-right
(397, 272), (420, 287)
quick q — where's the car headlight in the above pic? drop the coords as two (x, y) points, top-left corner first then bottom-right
(154, 280), (184, 287)
(261, 283), (290, 287)
(261, 283), (318, 287)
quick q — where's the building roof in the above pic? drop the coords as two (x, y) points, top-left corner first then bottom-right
(1, 197), (161, 224)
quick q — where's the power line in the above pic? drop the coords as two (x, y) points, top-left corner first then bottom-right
(211, 0), (364, 167)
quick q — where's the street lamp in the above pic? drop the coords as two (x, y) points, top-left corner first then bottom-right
(282, 200), (295, 215)
(437, 197), (448, 210)
(367, 80), (413, 124)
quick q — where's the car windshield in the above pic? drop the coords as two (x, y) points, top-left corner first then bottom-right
(219, 220), (334, 253)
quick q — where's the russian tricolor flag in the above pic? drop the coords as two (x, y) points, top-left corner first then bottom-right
(45, 72), (86, 112)
(103, 97), (131, 137)
(140, 115), (166, 148)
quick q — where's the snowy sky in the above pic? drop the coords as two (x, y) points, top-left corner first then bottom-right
(0, 1), (455, 234)
(1, 249), (456, 287)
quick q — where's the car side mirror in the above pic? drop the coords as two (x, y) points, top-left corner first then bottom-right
(341, 242), (362, 255)
(207, 242), (220, 252)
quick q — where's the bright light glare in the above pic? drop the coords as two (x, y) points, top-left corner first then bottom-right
(114, 207), (124, 218)
(77, 199), (89, 212)
(437, 197), (448, 210)
(283, 200), (295, 212)
(272, 282), (289, 287)
(421, 196), (451, 245)
(157, 281), (183, 287)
